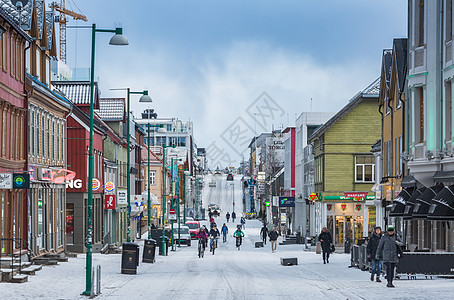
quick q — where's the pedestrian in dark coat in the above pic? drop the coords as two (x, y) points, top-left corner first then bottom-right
(226, 212), (230, 223)
(269, 228), (279, 253)
(367, 226), (382, 282)
(376, 226), (402, 288)
(260, 224), (269, 245)
(318, 227), (332, 264)
(231, 212), (236, 222)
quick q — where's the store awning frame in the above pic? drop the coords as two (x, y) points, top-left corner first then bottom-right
(403, 187), (426, 220)
(427, 184), (454, 221)
(412, 184), (444, 219)
(389, 187), (415, 217)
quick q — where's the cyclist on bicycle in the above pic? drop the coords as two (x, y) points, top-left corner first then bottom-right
(209, 225), (220, 252)
(233, 226), (245, 248)
(221, 223), (228, 243)
(197, 227), (208, 246)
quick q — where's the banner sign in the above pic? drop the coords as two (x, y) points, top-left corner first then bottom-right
(0, 173), (12, 189)
(279, 197), (295, 207)
(344, 192), (368, 201)
(13, 174), (30, 189)
(117, 189), (127, 206)
(104, 195), (116, 210)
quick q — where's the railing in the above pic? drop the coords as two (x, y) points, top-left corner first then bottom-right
(350, 244), (371, 271)
(0, 237), (26, 277)
(100, 231), (110, 254)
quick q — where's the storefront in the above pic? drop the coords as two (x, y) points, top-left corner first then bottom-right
(28, 166), (66, 257)
(325, 202), (365, 246)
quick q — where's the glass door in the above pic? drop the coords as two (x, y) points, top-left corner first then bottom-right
(37, 189), (44, 250)
(354, 216), (363, 243)
(345, 216), (353, 244)
(335, 216), (344, 245)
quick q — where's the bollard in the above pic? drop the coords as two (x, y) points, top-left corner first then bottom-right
(96, 265), (101, 295)
(90, 267), (95, 297)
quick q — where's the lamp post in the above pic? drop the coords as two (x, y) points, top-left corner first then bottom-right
(77, 23), (128, 297)
(161, 144), (175, 255)
(112, 88), (151, 243)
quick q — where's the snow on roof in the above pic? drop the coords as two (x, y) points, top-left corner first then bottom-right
(96, 98), (125, 121)
(362, 77), (380, 95)
(52, 81), (100, 107)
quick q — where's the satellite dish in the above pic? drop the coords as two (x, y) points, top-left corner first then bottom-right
(11, 0), (29, 8)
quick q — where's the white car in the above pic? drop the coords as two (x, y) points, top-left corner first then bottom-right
(169, 225), (192, 246)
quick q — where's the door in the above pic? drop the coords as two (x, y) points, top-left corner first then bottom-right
(345, 216), (353, 244)
(335, 216), (344, 245)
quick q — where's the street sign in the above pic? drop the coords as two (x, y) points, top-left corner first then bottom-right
(117, 189), (127, 206)
(104, 195), (116, 210)
(169, 208), (176, 220)
(309, 193), (317, 201)
(0, 173), (12, 189)
(279, 197), (295, 207)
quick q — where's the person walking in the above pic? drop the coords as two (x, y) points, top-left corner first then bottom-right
(231, 211), (236, 223)
(240, 216), (246, 229)
(260, 224), (269, 245)
(269, 227), (279, 253)
(367, 226), (383, 282)
(226, 212), (230, 223)
(376, 226), (401, 288)
(221, 223), (228, 243)
(318, 227), (332, 264)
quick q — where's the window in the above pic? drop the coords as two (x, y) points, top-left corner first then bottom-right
(355, 156), (375, 182)
(10, 35), (15, 77)
(51, 121), (55, 161)
(419, 0), (425, 45)
(446, 82), (452, 142)
(178, 137), (186, 147)
(448, 0), (453, 41)
(419, 87), (424, 143)
(56, 122), (59, 161)
(150, 170), (156, 186)
(10, 111), (15, 159)
(47, 118), (50, 159)
(30, 109), (35, 156)
(41, 114), (45, 157)
(36, 49), (40, 79)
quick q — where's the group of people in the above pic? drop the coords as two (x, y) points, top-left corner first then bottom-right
(318, 225), (402, 288)
(225, 211), (236, 223)
(260, 224), (280, 253)
(196, 221), (245, 254)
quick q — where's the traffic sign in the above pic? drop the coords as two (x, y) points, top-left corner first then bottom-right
(169, 209), (176, 215)
(169, 208), (176, 220)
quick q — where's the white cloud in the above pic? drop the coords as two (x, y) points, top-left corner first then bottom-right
(96, 40), (379, 167)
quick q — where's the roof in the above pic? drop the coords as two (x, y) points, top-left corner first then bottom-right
(27, 73), (72, 108)
(379, 49), (393, 104)
(96, 98), (125, 121)
(310, 78), (380, 140)
(392, 38), (408, 94)
(0, 8), (32, 41)
(0, 0), (34, 31)
(52, 81), (100, 108)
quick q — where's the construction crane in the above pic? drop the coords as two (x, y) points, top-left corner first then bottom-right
(50, 1), (87, 64)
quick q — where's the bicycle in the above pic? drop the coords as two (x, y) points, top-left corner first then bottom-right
(236, 236), (242, 250)
(198, 239), (206, 258)
(210, 237), (217, 255)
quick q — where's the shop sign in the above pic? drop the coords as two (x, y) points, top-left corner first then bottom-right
(51, 169), (76, 184)
(273, 196), (279, 206)
(104, 195), (116, 210)
(344, 192), (368, 201)
(0, 173), (12, 189)
(105, 181), (115, 192)
(327, 204), (332, 211)
(66, 179), (83, 189)
(356, 204), (362, 211)
(92, 178), (101, 191)
(13, 174), (30, 189)
(279, 197), (295, 207)
(341, 203), (347, 211)
(40, 168), (53, 181)
(117, 189), (127, 206)
(309, 193), (318, 201)
(281, 213), (286, 223)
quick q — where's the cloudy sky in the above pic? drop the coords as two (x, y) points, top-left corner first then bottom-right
(65, 0), (407, 168)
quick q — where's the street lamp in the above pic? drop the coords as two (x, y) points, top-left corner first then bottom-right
(78, 23), (128, 297)
(161, 144), (175, 255)
(112, 88), (151, 243)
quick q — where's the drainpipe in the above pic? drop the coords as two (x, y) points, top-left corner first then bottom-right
(379, 94), (385, 229)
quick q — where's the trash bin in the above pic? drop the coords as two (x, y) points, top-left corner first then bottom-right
(143, 239), (157, 263)
(158, 236), (170, 256)
(296, 232), (302, 244)
(344, 238), (351, 254)
(121, 242), (139, 274)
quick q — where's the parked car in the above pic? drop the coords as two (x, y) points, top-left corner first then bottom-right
(227, 174), (234, 181)
(170, 225), (191, 246)
(185, 221), (201, 239)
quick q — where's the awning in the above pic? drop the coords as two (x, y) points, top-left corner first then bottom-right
(427, 185), (454, 221)
(433, 171), (454, 184)
(403, 187), (426, 220)
(401, 175), (419, 188)
(389, 187), (415, 217)
(412, 184), (444, 219)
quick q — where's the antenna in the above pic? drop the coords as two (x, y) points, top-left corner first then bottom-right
(310, 98), (313, 112)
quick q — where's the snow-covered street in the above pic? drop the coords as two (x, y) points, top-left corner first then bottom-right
(2, 175), (453, 299)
